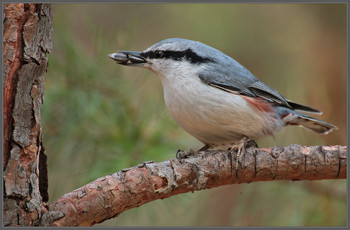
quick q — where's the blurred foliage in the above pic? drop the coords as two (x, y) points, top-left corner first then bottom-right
(43, 3), (346, 227)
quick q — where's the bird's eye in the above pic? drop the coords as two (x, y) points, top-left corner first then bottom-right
(156, 50), (164, 58)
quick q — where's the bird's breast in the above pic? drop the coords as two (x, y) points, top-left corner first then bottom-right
(159, 73), (283, 147)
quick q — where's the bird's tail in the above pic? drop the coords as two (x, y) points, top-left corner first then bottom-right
(281, 110), (338, 134)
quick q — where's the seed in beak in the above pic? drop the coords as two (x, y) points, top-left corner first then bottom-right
(108, 53), (129, 64)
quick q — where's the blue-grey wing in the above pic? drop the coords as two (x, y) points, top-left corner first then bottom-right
(198, 62), (321, 113)
(198, 63), (291, 108)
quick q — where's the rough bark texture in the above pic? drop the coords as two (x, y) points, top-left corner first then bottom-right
(3, 3), (52, 226)
(46, 145), (346, 227)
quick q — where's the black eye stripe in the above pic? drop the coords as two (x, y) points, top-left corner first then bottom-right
(141, 48), (213, 64)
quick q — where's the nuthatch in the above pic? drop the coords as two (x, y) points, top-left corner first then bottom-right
(109, 38), (337, 159)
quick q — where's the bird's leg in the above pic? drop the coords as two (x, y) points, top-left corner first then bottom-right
(234, 140), (245, 171)
(229, 138), (257, 170)
(176, 149), (188, 159)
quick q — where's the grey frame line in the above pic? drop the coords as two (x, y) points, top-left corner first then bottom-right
(1, 1), (348, 229)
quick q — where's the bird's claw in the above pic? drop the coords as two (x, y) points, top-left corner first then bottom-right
(228, 138), (258, 172)
(176, 149), (190, 159)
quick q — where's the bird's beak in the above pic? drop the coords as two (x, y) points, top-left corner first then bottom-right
(108, 51), (147, 67)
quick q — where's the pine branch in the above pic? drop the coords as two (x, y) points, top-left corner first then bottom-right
(42, 144), (347, 227)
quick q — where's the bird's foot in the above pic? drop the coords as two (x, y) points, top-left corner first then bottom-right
(228, 138), (258, 170)
(176, 148), (196, 159)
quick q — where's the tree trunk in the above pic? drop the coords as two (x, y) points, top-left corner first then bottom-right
(3, 3), (52, 226)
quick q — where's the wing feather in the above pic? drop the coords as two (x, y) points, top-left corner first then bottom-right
(198, 70), (292, 108)
(198, 57), (320, 113)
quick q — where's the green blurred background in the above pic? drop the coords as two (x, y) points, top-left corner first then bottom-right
(43, 3), (347, 227)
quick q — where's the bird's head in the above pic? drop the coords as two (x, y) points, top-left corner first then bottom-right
(109, 38), (218, 79)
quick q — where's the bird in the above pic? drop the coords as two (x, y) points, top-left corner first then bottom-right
(109, 38), (337, 161)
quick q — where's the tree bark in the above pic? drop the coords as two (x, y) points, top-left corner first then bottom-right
(3, 3), (52, 226)
(46, 144), (346, 227)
